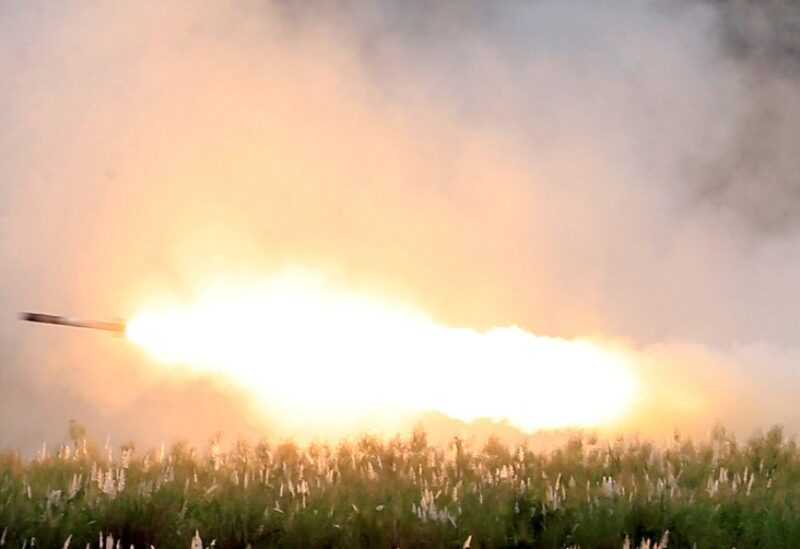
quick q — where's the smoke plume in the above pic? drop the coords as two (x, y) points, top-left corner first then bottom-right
(2, 0), (800, 452)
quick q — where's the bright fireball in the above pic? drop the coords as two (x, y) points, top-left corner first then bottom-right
(126, 271), (638, 432)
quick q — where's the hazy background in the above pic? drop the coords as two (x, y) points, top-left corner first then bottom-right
(1, 0), (800, 452)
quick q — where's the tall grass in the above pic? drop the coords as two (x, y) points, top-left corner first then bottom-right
(0, 425), (798, 548)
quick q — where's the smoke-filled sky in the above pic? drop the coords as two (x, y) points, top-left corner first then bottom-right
(1, 0), (800, 452)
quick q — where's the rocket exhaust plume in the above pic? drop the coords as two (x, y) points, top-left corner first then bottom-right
(20, 312), (126, 334)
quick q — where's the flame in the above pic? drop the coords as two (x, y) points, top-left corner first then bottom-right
(126, 272), (639, 432)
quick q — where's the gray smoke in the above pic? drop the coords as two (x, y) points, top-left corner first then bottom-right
(689, 0), (800, 232)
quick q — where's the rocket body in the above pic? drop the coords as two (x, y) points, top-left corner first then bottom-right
(20, 312), (126, 334)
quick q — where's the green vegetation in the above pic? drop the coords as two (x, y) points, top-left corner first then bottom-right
(1, 425), (799, 548)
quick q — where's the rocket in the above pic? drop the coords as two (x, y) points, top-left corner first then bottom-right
(19, 312), (126, 334)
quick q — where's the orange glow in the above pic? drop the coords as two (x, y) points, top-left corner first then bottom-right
(126, 271), (639, 432)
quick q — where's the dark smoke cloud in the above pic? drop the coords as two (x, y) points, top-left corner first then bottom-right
(689, 0), (800, 232)
(1, 0), (800, 452)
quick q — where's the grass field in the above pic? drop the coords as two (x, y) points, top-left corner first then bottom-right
(1, 425), (798, 548)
